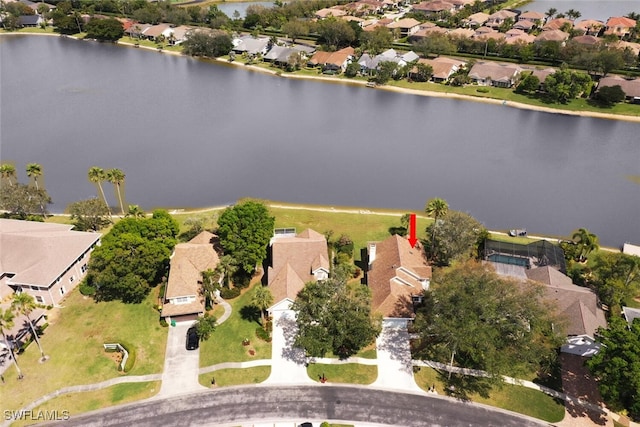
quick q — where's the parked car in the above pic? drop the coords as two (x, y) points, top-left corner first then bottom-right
(186, 327), (199, 351)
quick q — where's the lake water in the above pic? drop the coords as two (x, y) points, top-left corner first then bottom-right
(215, 1), (275, 18)
(521, 0), (640, 21)
(1, 35), (639, 247)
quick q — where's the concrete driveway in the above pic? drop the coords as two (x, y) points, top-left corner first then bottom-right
(264, 309), (314, 384)
(157, 321), (207, 397)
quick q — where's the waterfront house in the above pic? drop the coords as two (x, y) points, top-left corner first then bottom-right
(232, 35), (271, 56)
(365, 235), (432, 322)
(266, 229), (329, 311)
(410, 56), (465, 82)
(308, 47), (355, 73)
(0, 219), (100, 306)
(597, 75), (640, 102)
(161, 231), (218, 323)
(468, 61), (521, 87)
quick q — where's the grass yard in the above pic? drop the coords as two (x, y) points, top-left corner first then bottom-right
(198, 366), (271, 388)
(414, 367), (565, 423)
(2, 288), (167, 412)
(307, 363), (377, 385)
(10, 381), (160, 427)
(199, 281), (272, 367)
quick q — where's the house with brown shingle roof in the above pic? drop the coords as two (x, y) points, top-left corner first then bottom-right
(412, 0), (455, 16)
(410, 56), (465, 82)
(535, 29), (570, 43)
(575, 19), (604, 36)
(543, 17), (573, 32)
(605, 16), (636, 38)
(266, 229), (329, 311)
(464, 12), (489, 28)
(486, 9), (518, 29)
(512, 19), (535, 32)
(525, 266), (606, 356)
(365, 235), (431, 320)
(597, 75), (640, 101)
(387, 18), (421, 37)
(0, 219), (100, 306)
(518, 11), (545, 23)
(161, 231), (219, 322)
(315, 7), (348, 19)
(308, 47), (355, 73)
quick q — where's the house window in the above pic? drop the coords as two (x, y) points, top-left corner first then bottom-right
(35, 296), (44, 304)
(31, 286), (39, 291)
(81, 264), (88, 273)
(175, 297), (188, 304)
(60, 286), (66, 296)
(69, 275), (75, 283)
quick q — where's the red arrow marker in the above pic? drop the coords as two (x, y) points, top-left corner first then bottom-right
(408, 213), (418, 248)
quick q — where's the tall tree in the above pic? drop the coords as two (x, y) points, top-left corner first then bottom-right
(251, 285), (274, 325)
(0, 183), (51, 218)
(572, 227), (599, 262)
(0, 163), (16, 187)
(217, 200), (275, 275)
(413, 261), (564, 394)
(424, 210), (485, 266)
(201, 268), (221, 307)
(216, 255), (237, 288)
(292, 279), (382, 359)
(586, 317), (640, 419)
(194, 313), (217, 341)
(545, 8), (557, 20)
(88, 166), (110, 214)
(424, 197), (449, 260)
(0, 307), (23, 379)
(68, 198), (112, 231)
(26, 163), (42, 190)
(106, 168), (126, 215)
(11, 293), (47, 362)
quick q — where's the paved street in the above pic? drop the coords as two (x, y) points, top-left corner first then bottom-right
(48, 385), (548, 427)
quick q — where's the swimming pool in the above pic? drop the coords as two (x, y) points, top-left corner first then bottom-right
(487, 253), (531, 268)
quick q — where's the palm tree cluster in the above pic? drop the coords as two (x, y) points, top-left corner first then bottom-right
(0, 293), (49, 380)
(572, 227), (600, 262)
(87, 167), (126, 216)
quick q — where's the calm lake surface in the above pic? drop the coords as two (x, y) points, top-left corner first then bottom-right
(1, 36), (639, 246)
(522, 0), (640, 21)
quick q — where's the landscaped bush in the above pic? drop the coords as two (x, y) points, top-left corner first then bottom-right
(255, 326), (271, 342)
(477, 87), (490, 93)
(220, 287), (241, 299)
(79, 283), (96, 296)
(159, 318), (168, 327)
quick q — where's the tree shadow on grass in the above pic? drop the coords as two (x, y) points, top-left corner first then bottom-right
(240, 305), (261, 324)
(438, 371), (494, 401)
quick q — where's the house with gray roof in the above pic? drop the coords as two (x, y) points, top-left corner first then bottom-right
(597, 75), (640, 101)
(232, 35), (271, 56)
(0, 219), (101, 306)
(468, 61), (521, 87)
(358, 49), (419, 74)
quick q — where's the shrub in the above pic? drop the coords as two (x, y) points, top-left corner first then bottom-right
(265, 319), (273, 333)
(79, 283), (96, 296)
(476, 87), (490, 93)
(255, 326), (271, 342)
(220, 287), (241, 299)
(159, 318), (168, 327)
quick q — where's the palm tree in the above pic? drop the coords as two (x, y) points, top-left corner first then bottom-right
(0, 163), (16, 187)
(11, 293), (47, 362)
(425, 198), (449, 261)
(565, 9), (581, 20)
(106, 168), (126, 215)
(126, 205), (145, 218)
(201, 268), (221, 307)
(545, 7), (557, 21)
(251, 285), (274, 325)
(88, 166), (110, 215)
(26, 163), (42, 190)
(572, 228), (599, 262)
(216, 255), (237, 288)
(0, 307), (23, 379)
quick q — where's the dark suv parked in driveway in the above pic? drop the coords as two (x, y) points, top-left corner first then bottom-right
(186, 326), (199, 350)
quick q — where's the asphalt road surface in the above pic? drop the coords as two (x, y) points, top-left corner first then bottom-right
(44, 385), (549, 427)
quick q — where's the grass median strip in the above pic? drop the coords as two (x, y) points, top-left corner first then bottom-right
(307, 363), (377, 385)
(198, 366), (271, 388)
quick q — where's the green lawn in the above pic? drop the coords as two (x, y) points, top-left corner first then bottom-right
(199, 280), (272, 367)
(414, 367), (565, 423)
(198, 366), (271, 387)
(307, 363), (377, 385)
(2, 288), (167, 412)
(11, 381), (160, 427)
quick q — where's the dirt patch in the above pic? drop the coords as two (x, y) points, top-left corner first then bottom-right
(106, 350), (122, 366)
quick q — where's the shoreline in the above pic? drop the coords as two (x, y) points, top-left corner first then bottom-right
(3, 31), (640, 123)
